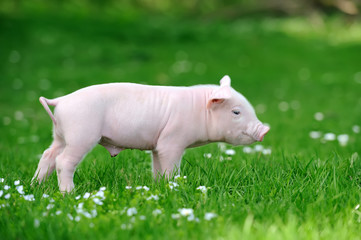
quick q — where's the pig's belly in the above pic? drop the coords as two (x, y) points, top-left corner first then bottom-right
(100, 118), (161, 151)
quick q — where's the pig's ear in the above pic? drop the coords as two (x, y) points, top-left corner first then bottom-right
(220, 75), (231, 87)
(207, 85), (232, 109)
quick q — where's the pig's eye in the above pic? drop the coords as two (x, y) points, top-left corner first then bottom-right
(232, 110), (241, 116)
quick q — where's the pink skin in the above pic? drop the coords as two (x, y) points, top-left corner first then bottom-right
(32, 75), (269, 193)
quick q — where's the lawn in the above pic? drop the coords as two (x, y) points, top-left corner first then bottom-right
(1, 10), (361, 239)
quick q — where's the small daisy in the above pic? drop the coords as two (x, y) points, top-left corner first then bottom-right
(204, 212), (217, 220)
(93, 198), (103, 205)
(337, 134), (349, 146)
(309, 131), (322, 139)
(314, 112), (324, 121)
(324, 133), (336, 141)
(225, 149), (236, 156)
(243, 147), (253, 154)
(83, 192), (91, 199)
(152, 209), (162, 216)
(196, 186), (207, 194)
(178, 208), (193, 217)
(146, 194), (159, 201)
(127, 207), (137, 216)
(16, 185), (24, 195)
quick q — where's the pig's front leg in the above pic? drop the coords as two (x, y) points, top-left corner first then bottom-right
(152, 145), (184, 179)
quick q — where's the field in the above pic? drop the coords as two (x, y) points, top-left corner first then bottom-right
(1, 11), (361, 239)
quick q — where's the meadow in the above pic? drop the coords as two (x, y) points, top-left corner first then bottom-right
(1, 10), (361, 239)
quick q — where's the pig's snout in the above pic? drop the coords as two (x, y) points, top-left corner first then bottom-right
(256, 124), (270, 142)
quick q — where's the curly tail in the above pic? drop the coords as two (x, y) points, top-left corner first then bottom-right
(39, 96), (59, 125)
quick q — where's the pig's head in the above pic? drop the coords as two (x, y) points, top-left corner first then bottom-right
(207, 75), (270, 145)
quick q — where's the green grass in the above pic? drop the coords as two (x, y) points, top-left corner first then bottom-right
(1, 11), (361, 239)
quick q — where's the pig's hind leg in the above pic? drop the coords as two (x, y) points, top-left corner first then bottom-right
(55, 135), (100, 193)
(32, 134), (65, 184)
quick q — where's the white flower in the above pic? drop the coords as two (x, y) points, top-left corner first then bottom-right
(204, 153), (212, 158)
(4, 193), (10, 199)
(353, 125), (360, 133)
(152, 209), (162, 216)
(196, 186), (207, 194)
(94, 190), (105, 200)
(139, 215), (146, 220)
(75, 195), (81, 200)
(136, 186), (143, 190)
(0, 190), (3, 197)
(337, 134), (349, 146)
(225, 149), (236, 156)
(82, 212), (92, 219)
(187, 214), (196, 221)
(67, 214), (74, 221)
(16, 185), (24, 195)
(46, 204), (54, 210)
(0, 178), (4, 183)
(83, 192), (91, 199)
(34, 219), (40, 228)
(77, 202), (84, 210)
(262, 148), (272, 155)
(143, 186), (150, 191)
(178, 208), (193, 217)
(75, 216), (81, 222)
(49, 198), (55, 203)
(355, 204), (360, 210)
(93, 198), (103, 205)
(125, 186), (132, 189)
(14, 180), (20, 186)
(42, 194), (49, 198)
(204, 212), (217, 221)
(314, 112), (324, 121)
(55, 210), (62, 215)
(146, 194), (159, 201)
(4, 185), (10, 190)
(99, 186), (106, 191)
(278, 101), (289, 112)
(127, 207), (137, 216)
(171, 213), (180, 219)
(254, 145), (264, 152)
(169, 181), (179, 190)
(309, 131), (322, 139)
(23, 194), (35, 201)
(91, 209), (97, 218)
(174, 175), (181, 179)
(243, 147), (253, 154)
(324, 133), (336, 141)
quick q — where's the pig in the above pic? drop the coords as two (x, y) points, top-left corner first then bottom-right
(32, 75), (270, 193)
